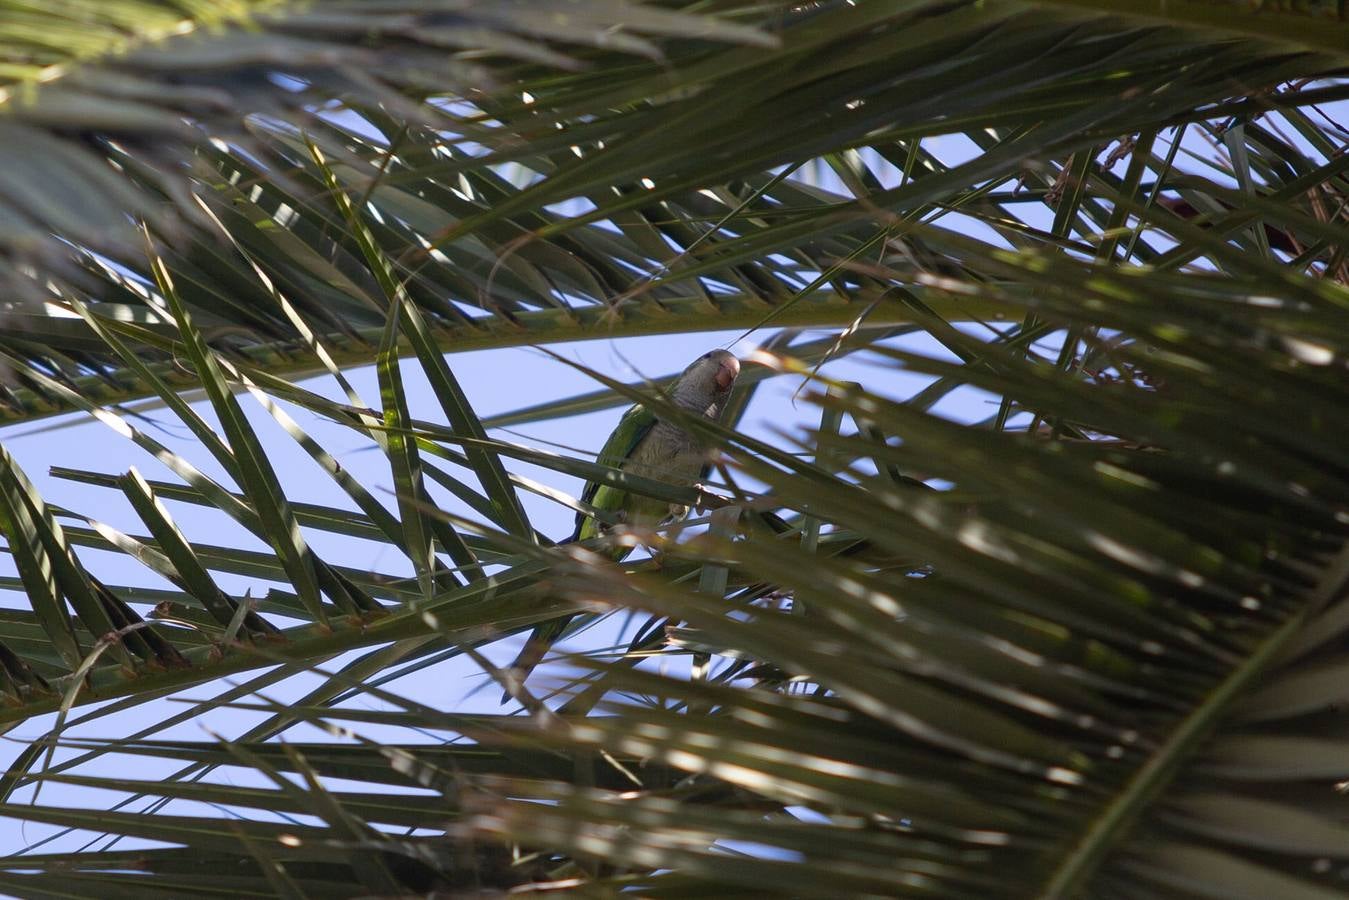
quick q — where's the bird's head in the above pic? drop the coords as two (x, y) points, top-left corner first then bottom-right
(681, 349), (741, 403)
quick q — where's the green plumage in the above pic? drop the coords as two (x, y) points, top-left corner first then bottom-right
(572, 400), (659, 548)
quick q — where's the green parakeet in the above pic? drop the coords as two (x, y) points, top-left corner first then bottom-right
(505, 349), (742, 695)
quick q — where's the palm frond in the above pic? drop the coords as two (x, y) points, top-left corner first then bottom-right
(6, 1), (1348, 425)
(0, 2), (1348, 897)
(0, 0), (769, 290)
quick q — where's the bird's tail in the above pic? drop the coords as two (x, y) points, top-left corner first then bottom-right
(501, 520), (629, 702)
(501, 615), (573, 703)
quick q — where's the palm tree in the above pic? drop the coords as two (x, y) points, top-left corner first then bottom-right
(0, 1), (1347, 896)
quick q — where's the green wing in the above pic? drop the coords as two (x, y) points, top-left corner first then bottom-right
(572, 400), (656, 542)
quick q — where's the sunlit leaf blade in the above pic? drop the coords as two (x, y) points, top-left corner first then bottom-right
(0, 446), (84, 672)
(118, 467), (276, 639)
(309, 137), (534, 544)
(376, 299), (438, 599)
(148, 246), (338, 622)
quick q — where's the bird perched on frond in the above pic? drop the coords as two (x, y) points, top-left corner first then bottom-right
(503, 349), (742, 697)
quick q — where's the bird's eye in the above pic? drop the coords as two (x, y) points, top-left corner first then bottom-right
(701, 352), (711, 360)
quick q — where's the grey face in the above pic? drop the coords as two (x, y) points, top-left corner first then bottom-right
(676, 349), (740, 414)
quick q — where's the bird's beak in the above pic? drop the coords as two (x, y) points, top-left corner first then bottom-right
(715, 356), (740, 391)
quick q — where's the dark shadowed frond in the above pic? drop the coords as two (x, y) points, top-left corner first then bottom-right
(0, 0), (771, 298)
(4, 1), (1348, 424)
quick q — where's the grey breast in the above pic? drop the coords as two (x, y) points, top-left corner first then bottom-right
(625, 401), (721, 520)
